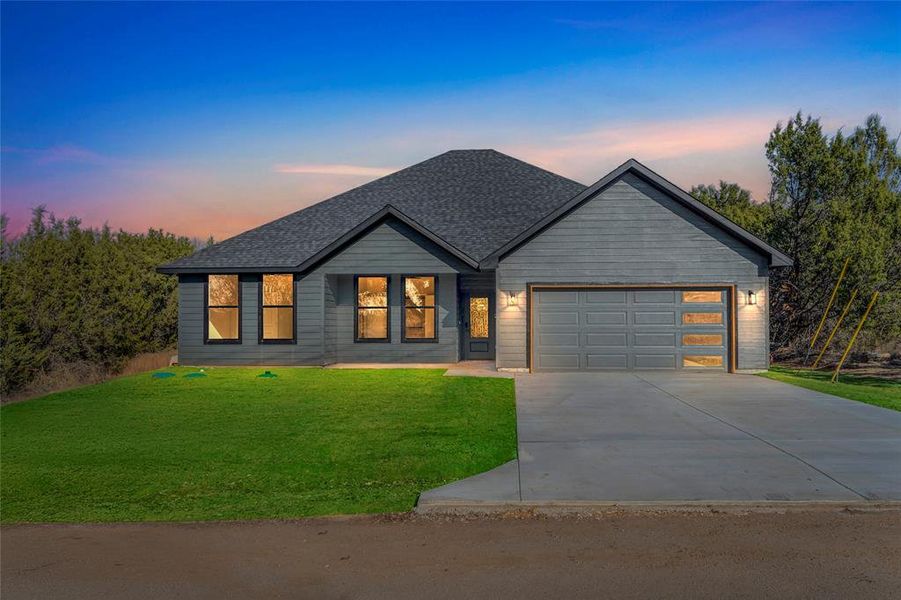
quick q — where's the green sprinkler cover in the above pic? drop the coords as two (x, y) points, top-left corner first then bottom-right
(152, 372), (176, 379)
(184, 372), (207, 378)
(258, 370), (277, 378)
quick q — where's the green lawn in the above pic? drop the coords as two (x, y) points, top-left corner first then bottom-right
(759, 366), (901, 412)
(1, 368), (516, 523)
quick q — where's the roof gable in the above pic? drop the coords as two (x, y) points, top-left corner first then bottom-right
(484, 158), (792, 267)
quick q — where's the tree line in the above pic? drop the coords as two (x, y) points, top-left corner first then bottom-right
(692, 113), (900, 359)
(1, 111), (898, 395)
(0, 209), (195, 394)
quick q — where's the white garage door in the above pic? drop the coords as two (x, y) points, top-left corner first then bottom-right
(531, 288), (729, 371)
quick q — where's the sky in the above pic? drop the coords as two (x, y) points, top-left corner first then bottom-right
(2, 2), (899, 241)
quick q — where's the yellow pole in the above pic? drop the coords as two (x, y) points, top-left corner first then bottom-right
(812, 289), (858, 369)
(809, 257), (850, 355)
(831, 291), (879, 383)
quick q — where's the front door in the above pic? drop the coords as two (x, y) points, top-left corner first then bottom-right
(462, 292), (495, 360)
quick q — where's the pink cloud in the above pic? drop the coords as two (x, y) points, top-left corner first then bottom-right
(273, 163), (396, 177)
(506, 113), (781, 201)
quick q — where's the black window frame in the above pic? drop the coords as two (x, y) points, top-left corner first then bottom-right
(354, 274), (391, 343)
(401, 274), (439, 343)
(204, 274), (242, 344)
(258, 273), (296, 344)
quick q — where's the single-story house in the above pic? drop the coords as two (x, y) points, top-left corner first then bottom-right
(159, 150), (790, 372)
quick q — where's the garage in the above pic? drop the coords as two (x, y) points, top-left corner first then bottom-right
(530, 287), (732, 372)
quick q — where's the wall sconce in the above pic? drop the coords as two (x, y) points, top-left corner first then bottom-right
(747, 290), (757, 305)
(506, 290), (518, 307)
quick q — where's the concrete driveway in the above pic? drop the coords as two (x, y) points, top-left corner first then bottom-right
(419, 372), (901, 506)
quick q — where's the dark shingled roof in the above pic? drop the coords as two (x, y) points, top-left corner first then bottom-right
(160, 150), (587, 272)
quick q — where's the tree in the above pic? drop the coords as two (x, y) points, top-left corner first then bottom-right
(765, 112), (900, 355)
(693, 112), (900, 358)
(691, 181), (770, 239)
(0, 207), (195, 394)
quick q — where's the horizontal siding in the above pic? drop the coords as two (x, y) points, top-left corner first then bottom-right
(177, 217), (465, 366)
(178, 273), (325, 366)
(496, 174), (770, 370)
(459, 272), (495, 291)
(317, 221), (464, 274)
(333, 274), (459, 363)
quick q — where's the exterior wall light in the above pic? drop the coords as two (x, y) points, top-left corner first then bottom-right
(747, 290), (757, 305)
(507, 291), (518, 307)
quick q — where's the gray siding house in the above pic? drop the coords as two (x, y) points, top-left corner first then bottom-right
(160, 150), (790, 372)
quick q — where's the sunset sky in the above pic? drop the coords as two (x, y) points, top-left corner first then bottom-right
(2, 2), (899, 241)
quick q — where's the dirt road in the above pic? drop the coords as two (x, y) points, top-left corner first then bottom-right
(3, 508), (900, 599)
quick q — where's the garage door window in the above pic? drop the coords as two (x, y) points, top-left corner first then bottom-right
(683, 355), (724, 367)
(683, 333), (723, 346)
(682, 291), (722, 303)
(683, 312), (723, 325)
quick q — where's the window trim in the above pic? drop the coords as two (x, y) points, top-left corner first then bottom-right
(204, 274), (242, 344)
(354, 274), (391, 343)
(258, 273), (296, 344)
(401, 275), (439, 343)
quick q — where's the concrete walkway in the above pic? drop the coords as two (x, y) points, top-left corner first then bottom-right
(419, 372), (901, 508)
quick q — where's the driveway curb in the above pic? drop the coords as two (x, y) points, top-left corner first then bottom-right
(414, 499), (901, 516)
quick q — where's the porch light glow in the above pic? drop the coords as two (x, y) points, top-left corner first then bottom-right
(747, 290), (757, 305)
(506, 291), (518, 307)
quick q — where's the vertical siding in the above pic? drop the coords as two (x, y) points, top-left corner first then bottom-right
(177, 218), (464, 366)
(496, 173), (770, 370)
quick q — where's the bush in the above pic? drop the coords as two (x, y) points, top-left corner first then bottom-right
(0, 208), (194, 395)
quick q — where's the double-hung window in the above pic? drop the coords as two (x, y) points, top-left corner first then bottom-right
(261, 274), (294, 342)
(207, 274), (240, 342)
(403, 276), (437, 341)
(355, 276), (389, 341)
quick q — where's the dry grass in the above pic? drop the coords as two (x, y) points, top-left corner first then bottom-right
(1, 350), (175, 405)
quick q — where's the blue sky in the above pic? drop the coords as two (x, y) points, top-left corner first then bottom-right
(2, 2), (899, 239)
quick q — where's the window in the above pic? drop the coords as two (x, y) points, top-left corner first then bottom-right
(682, 333), (724, 346)
(403, 276), (437, 341)
(683, 355), (724, 368)
(261, 274), (294, 342)
(356, 276), (389, 341)
(207, 274), (240, 342)
(683, 312), (723, 325)
(469, 297), (489, 339)
(682, 290), (722, 303)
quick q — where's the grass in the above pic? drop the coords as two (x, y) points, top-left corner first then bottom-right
(0, 367), (516, 523)
(759, 366), (901, 412)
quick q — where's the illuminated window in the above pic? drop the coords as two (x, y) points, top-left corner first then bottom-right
(682, 290), (722, 303)
(403, 276), (437, 341)
(261, 274), (294, 341)
(470, 297), (489, 339)
(683, 312), (723, 325)
(683, 333), (724, 346)
(683, 355), (724, 368)
(207, 274), (240, 342)
(356, 276), (389, 341)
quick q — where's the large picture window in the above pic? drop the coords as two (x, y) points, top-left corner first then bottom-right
(356, 276), (389, 341)
(207, 274), (240, 342)
(403, 276), (437, 341)
(261, 274), (294, 342)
